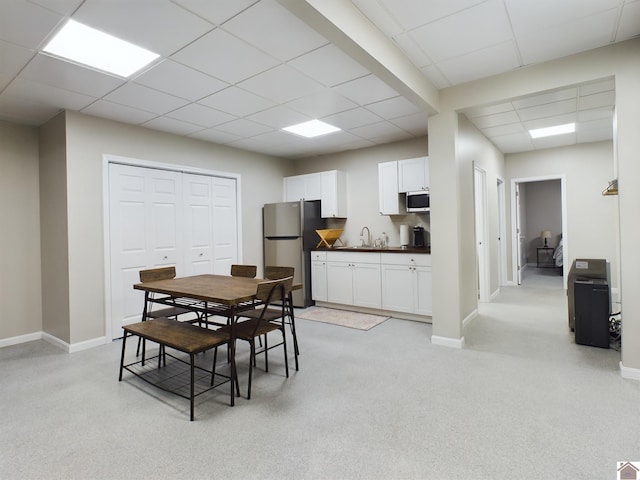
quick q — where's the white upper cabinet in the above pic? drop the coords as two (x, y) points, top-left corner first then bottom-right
(284, 173), (322, 201)
(320, 170), (347, 218)
(284, 170), (346, 218)
(378, 161), (406, 215)
(398, 156), (429, 193)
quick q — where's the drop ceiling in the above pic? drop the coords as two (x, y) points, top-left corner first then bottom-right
(0, 0), (637, 158)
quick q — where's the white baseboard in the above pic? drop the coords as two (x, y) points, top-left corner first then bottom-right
(620, 361), (640, 381)
(2, 331), (109, 353)
(462, 309), (478, 329)
(431, 335), (465, 349)
(0, 332), (42, 348)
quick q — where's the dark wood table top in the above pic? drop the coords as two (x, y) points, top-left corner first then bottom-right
(133, 274), (263, 306)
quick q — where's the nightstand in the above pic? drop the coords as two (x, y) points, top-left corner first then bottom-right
(537, 246), (555, 268)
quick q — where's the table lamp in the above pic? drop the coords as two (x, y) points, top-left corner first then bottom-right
(542, 230), (551, 247)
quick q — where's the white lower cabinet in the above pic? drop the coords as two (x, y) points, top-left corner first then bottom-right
(326, 252), (381, 308)
(381, 253), (432, 315)
(311, 250), (432, 319)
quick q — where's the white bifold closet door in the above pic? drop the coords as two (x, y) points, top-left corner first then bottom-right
(109, 164), (238, 339)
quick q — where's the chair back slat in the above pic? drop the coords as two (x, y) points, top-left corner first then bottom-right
(264, 265), (294, 280)
(231, 264), (257, 278)
(255, 276), (293, 304)
(139, 266), (176, 283)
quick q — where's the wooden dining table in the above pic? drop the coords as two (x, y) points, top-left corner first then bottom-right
(129, 274), (266, 408)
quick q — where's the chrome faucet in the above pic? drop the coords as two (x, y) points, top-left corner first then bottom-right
(360, 226), (371, 247)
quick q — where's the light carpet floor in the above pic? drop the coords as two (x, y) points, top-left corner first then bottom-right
(296, 306), (389, 330)
(1, 268), (638, 479)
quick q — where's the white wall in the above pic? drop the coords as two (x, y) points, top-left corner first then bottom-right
(0, 121), (42, 340)
(61, 111), (294, 344)
(506, 141), (617, 291)
(293, 137), (428, 247)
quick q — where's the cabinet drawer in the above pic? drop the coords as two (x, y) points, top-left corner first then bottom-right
(326, 251), (381, 264)
(311, 251), (327, 261)
(381, 253), (431, 267)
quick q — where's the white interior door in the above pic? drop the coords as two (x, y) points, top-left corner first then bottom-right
(211, 176), (238, 274)
(474, 166), (489, 301)
(109, 164), (182, 337)
(183, 173), (214, 275)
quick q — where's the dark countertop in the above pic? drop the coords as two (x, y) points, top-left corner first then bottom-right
(314, 246), (431, 254)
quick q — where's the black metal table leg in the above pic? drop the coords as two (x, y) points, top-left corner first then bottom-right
(119, 332), (128, 381)
(190, 352), (195, 421)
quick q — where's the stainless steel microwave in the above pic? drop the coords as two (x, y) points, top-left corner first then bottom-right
(406, 190), (430, 212)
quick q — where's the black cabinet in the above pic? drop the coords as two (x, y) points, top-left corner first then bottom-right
(574, 278), (610, 348)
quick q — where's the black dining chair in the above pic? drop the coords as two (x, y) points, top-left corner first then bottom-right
(219, 277), (292, 399)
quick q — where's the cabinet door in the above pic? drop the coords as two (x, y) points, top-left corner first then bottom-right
(378, 161), (404, 215)
(352, 262), (381, 308)
(415, 266), (433, 315)
(284, 175), (306, 201)
(305, 173), (322, 200)
(311, 260), (328, 302)
(320, 170), (347, 218)
(381, 264), (414, 313)
(326, 262), (353, 305)
(398, 157), (429, 193)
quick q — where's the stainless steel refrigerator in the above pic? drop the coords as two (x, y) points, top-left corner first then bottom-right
(263, 201), (326, 307)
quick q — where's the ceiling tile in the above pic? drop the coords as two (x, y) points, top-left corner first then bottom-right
(483, 122), (525, 137)
(409, 0), (513, 62)
(392, 33), (432, 68)
(470, 110), (520, 129)
(0, 40), (35, 76)
(214, 118), (273, 137)
(389, 112), (429, 136)
(170, 0), (258, 25)
(3, 77), (96, 110)
(419, 65), (451, 89)
(134, 60), (229, 101)
(246, 105), (310, 129)
(464, 102), (514, 119)
(505, 0), (621, 35)
(188, 127), (242, 145)
(104, 83), (189, 115)
(436, 40), (520, 85)
(171, 28), (279, 84)
(27, 0), (84, 15)
(522, 112), (577, 131)
(349, 120), (408, 141)
(579, 78), (615, 96)
(490, 132), (534, 153)
(517, 99), (577, 121)
(512, 88), (577, 109)
(532, 132), (577, 149)
(288, 44), (370, 87)
(579, 90), (615, 110)
(0, 0), (62, 49)
(166, 103), (236, 128)
(365, 95), (421, 119)
(19, 53), (125, 97)
(81, 99), (158, 124)
(238, 64), (324, 104)
(352, 0), (404, 37)
(222, 0), (328, 61)
(332, 74), (399, 105)
(0, 94), (60, 124)
(578, 107), (613, 122)
(517, 8), (619, 64)
(286, 90), (357, 118)
(322, 107), (383, 130)
(199, 86), (276, 117)
(142, 116), (203, 135)
(73, 0), (214, 56)
(377, 0), (486, 32)
(616, 0), (640, 40)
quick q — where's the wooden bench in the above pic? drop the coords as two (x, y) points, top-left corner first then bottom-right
(119, 318), (235, 420)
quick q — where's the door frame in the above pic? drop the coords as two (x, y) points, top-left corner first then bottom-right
(510, 174), (568, 289)
(497, 177), (507, 289)
(102, 154), (243, 340)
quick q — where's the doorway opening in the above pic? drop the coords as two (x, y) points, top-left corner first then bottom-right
(511, 175), (567, 290)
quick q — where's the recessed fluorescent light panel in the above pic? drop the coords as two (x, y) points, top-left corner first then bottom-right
(529, 123), (576, 139)
(282, 120), (341, 138)
(42, 19), (159, 77)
